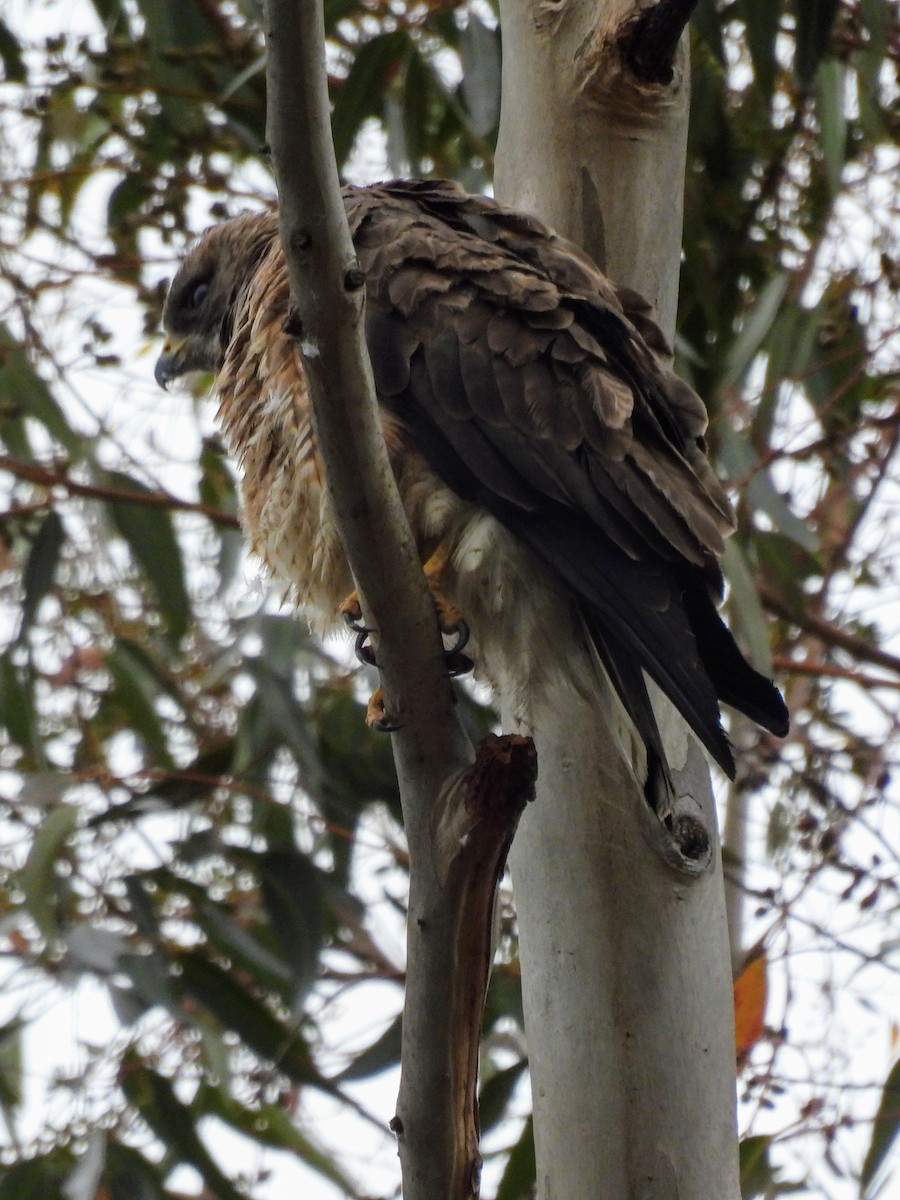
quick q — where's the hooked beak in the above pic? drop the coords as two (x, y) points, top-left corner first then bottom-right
(154, 336), (188, 390)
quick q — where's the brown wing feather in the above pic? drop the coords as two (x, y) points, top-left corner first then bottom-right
(165, 183), (787, 784)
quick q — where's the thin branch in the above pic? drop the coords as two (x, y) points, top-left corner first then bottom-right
(261, 4), (517, 1198)
(772, 656), (900, 691)
(0, 454), (241, 528)
(760, 583), (900, 677)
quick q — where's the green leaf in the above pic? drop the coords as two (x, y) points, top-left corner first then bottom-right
(193, 1082), (361, 1197)
(718, 425), (817, 552)
(195, 900), (296, 1000)
(0, 1157), (67, 1200)
(0, 325), (81, 456)
(723, 540), (775, 674)
(175, 951), (324, 1089)
(331, 31), (409, 167)
(739, 1134), (775, 1198)
(0, 1019), (24, 1115)
(103, 471), (190, 648)
(0, 19), (26, 81)
(120, 1059), (244, 1200)
(18, 804), (79, 940)
(496, 1116), (536, 1200)
(18, 511), (64, 641)
(459, 14), (501, 137)
(103, 1143), (167, 1200)
(479, 1059), (527, 1134)
(794, 0), (840, 88)
(334, 1014), (402, 1083)
(105, 641), (172, 765)
(739, 0), (779, 97)
(258, 850), (326, 1010)
(0, 656), (36, 751)
(245, 657), (319, 780)
(862, 1056), (900, 1195)
(721, 273), (789, 390)
(815, 59), (846, 194)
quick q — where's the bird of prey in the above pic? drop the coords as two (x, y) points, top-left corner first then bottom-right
(155, 178), (788, 806)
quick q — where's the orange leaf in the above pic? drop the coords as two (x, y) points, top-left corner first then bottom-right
(734, 948), (767, 1068)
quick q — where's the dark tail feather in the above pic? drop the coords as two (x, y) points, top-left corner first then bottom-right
(580, 607), (733, 805)
(683, 587), (790, 738)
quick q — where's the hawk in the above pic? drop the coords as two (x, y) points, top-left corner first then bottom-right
(155, 178), (788, 805)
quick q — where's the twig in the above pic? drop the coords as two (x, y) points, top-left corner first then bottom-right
(0, 454), (241, 528)
(760, 583), (900, 677)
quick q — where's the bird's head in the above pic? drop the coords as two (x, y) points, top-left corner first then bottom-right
(155, 210), (279, 390)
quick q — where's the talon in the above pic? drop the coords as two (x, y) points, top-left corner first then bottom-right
(354, 628), (378, 667)
(444, 650), (475, 678)
(442, 618), (470, 657)
(366, 686), (402, 732)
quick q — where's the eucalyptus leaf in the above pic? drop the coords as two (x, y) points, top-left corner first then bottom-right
(103, 471), (190, 648)
(19, 510), (64, 641)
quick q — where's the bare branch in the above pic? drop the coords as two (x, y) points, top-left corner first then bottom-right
(260, 4), (527, 1196)
(760, 583), (900, 677)
(0, 454), (241, 528)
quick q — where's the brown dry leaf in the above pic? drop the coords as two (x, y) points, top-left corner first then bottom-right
(734, 947), (768, 1068)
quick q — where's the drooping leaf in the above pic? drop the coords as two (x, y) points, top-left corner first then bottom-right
(0, 1157), (68, 1200)
(0, 1019), (24, 1114)
(738, 0), (779, 98)
(739, 1135), (776, 1198)
(0, 19), (26, 81)
(794, 0), (840, 88)
(19, 511), (64, 641)
(0, 324), (82, 456)
(257, 850), (326, 1009)
(102, 1143), (167, 1200)
(105, 640), (172, 765)
(459, 14), (501, 137)
(334, 1013), (402, 1083)
(862, 1056), (900, 1195)
(479, 1059), (527, 1134)
(195, 899), (296, 1001)
(119, 1059), (245, 1200)
(815, 59), (846, 195)
(495, 1116), (536, 1200)
(18, 804), (79, 940)
(721, 273), (789, 390)
(193, 1081), (361, 1197)
(174, 950), (325, 1090)
(0, 655), (36, 751)
(331, 31), (408, 167)
(103, 471), (190, 648)
(722, 540), (775, 674)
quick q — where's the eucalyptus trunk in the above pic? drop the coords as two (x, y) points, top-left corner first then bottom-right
(495, 3), (742, 1196)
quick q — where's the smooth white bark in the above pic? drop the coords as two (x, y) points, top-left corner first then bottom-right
(496, 3), (741, 1196)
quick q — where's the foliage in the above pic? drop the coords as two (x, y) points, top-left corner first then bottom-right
(0, 0), (898, 1197)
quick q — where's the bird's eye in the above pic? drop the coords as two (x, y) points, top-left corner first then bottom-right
(188, 280), (211, 308)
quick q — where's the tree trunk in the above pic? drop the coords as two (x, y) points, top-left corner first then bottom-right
(495, 3), (742, 1197)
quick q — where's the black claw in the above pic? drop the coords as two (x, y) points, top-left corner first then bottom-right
(441, 619), (472, 676)
(371, 714), (404, 734)
(354, 628), (379, 667)
(444, 650), (475, 678)
(343, 608), (369, 635)
(442, 618), (470, 656)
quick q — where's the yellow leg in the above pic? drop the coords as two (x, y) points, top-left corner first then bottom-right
(340, 541), (462, 633)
